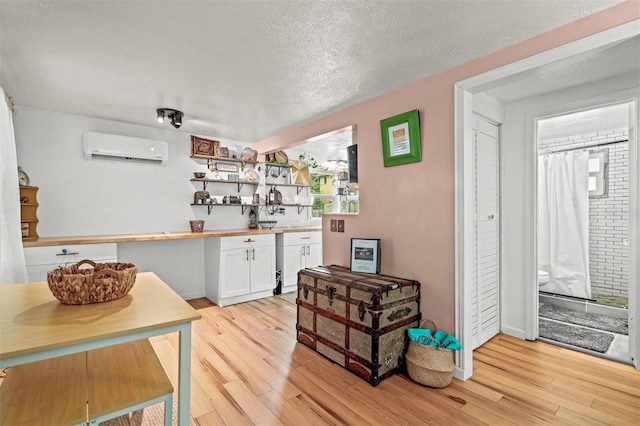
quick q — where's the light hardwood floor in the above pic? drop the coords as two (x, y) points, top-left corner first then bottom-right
(150, 296), (640, 425)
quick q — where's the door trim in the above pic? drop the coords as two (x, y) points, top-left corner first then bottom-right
(454, 20), (640, 380)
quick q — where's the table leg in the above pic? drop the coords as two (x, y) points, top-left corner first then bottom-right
(178, 325), (192, 426)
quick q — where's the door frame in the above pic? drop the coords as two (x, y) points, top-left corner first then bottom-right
(454, 20), (640, 380)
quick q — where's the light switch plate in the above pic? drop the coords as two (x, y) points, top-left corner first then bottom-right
(330, 220), (337, 232)
(337, 220), (345, 232)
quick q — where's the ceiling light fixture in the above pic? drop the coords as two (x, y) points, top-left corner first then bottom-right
(156, 108), (184, 129)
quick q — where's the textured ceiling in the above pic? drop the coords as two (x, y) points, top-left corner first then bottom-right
(0, 0), (624, 144)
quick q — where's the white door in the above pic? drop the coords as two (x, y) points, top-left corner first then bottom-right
(473, 116), (501, 349)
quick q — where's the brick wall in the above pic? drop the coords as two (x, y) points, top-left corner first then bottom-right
(539, 128), (629, 298)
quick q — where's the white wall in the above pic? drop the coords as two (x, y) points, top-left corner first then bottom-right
(12, 107), (314, 237)
(500, 72), (639, 337)
(117, 239), (205, 299)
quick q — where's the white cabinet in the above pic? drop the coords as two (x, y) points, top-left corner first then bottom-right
(276, 231), (322, 293)
(23, 243), (117, 283)
(205, 234), (275, 306)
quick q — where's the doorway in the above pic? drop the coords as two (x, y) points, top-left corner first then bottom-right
(454, 21), (640, 380)
(536, 103), (633, 364)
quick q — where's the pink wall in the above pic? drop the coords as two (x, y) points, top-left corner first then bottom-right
(254, 1), (639, 333)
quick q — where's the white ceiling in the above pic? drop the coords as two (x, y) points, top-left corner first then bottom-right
(0, 0), (624, 147)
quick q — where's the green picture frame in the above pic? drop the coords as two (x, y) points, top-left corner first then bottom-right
(380, 109), (421, 167)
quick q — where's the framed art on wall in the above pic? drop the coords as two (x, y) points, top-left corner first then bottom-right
(350, 238), (381, 274)
(380, 109), (421, 167)
(190, 135), (219, 157)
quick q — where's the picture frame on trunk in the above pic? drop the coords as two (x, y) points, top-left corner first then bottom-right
(350, 238), (381, 274)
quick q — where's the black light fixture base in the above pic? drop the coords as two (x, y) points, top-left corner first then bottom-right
(156, 108), (184, 129)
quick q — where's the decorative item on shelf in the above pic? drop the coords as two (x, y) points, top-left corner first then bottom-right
(227, 173), (240, 181)
(189, 220), (204, 233)
(219, 147), (229, 157)
(216, 162), (238, 172)
(193, 190), (210, 204)
(193, 172), (206, 179)
(242, 147), (258, 162)
(266, 186), (282, 205)
(18, 166), (30, 186)
(248, 208), (258, 229)
(21, 223), (29, 238)
(46, 259), (137, 305)
(190, 135), (219, 157)
(222, 195), (241, 205)
(291, 160), (310, 185)
(244, 169), (259, 182)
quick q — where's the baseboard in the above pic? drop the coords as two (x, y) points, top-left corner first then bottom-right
(179, 291), (205, 301)
(453, 366), (472, 381)
(501, 326), (526, 340)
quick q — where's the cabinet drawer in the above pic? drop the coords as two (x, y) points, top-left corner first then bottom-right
(282, 231), (321, 246)
(24, 244), (117, 266)
(220, 234), (274, 250)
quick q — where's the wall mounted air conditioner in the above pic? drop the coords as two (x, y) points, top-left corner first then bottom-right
(83, 132), (169, 165)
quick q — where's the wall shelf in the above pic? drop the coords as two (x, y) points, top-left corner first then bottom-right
(191, 177), (258, 192)
(190, 154), (259, 165)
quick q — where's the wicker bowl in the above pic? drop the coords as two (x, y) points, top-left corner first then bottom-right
(47, 259), (137, 305)
(193, 172), (206, 179)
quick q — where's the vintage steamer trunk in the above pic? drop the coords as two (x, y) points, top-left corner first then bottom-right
(296, 265), (420, 386)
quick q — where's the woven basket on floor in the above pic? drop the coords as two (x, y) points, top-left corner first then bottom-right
(405, 320), (455, 388)
(47, 259), (137, 305)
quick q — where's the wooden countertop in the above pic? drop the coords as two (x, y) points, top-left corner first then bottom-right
(22, 226), (322, 247)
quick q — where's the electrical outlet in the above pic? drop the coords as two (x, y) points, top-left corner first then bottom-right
(337, 220), (345, 232)
(330, 220), (337, 232)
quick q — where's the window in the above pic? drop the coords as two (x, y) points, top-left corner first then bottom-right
(588, 149), (608, 198)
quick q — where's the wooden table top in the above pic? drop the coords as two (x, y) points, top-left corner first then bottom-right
(0, 272), (201, 360)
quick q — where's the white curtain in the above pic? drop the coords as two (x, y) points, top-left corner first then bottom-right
(0, 87), (28, 283)
(538, 150), (591, 299)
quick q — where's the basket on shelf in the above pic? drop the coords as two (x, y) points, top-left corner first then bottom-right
(404, 319), (458, 388)
(46, 259), (137, 305)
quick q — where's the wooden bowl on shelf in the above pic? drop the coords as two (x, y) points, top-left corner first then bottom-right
(193, 172), (206, 179)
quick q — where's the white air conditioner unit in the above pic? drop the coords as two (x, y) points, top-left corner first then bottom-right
(83, 132), (169, 165)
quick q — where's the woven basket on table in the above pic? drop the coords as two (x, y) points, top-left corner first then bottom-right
(405, 319), (455, 388)
(47, 259), (137, 305)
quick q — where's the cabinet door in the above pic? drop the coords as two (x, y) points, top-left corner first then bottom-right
(250, 245), (276, 293)
(304, 242), (323, 269)
(282, 244), (304, 289)
(219, 248), (251, 298)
